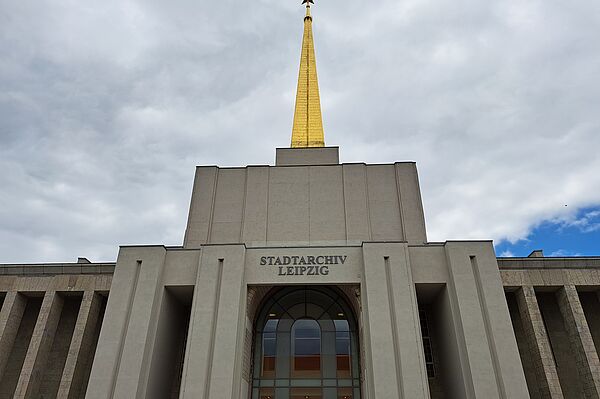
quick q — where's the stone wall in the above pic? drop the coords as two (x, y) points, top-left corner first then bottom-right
(501, 257), (600, 399)
(0, 272), (111, 398)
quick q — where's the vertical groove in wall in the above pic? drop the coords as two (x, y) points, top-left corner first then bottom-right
(364, 166), (373, 240)
(361, 265), (376, 399)
(384, 256), (405, 398)
(394, 165), (407, 242)
(207, 169), (219, 244)
(230, 253), (247, 399)
(110, 260), (142, 398)
(341, 165), (349, 242)
(308, 167), (312, 244)
(204, 259), (224, 399)
(265, 167), (271, 243)
(239, 167), (249, 242)
(470, 256), (506, 398)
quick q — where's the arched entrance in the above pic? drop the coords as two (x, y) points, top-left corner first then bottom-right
(251, 286), (361, 399)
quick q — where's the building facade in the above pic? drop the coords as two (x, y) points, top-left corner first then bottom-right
(1, 4), (600, 399)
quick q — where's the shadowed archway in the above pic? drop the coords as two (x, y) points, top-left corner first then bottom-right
(251, 286), (361, 399)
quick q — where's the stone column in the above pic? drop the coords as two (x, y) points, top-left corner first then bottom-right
(515, 286), (564, 399)
(180, 245), (247, 399)
(14, 291), (64, 398)
(444, 242), (529, 398)
(58, 291), (103, 399)
(361, 242), (430, 399)
(111, 248), (167, 399)
(0, 292), (27, 380)
(86, 246), (167, 399)
(556, 285), (600, 399)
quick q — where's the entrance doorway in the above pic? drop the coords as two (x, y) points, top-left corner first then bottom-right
(251, 286), (361, 399)
(257, 387), (354, 398)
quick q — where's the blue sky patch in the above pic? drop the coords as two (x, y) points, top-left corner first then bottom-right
(495, 206), (600, 257)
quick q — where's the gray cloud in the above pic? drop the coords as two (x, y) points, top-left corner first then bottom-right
(1, 0), (599, 262)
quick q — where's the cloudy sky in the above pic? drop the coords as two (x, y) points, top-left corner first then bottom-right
(1, 0), (599, 263)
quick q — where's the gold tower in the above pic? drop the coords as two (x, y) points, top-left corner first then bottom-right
(291, 1), (325, 148)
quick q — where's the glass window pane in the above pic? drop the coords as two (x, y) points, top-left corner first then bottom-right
(296, 339), (321, 355)
(323, 387), (337, 399)
(334, 320), (349, 332)
(263, 357), (276, 376)
(265, 319), (279, 332)
(263, 357), (276, 377)
(294, 320), (321, 338)
(294, 355), (321, 372)
(264, 334), (276, 355)
(335, 339), (350, 355)
(263, 332), (277, 377)
(291, 387), (322, 399)
(336, 355), (351, 379)
(255, 288), (361, 394)
(338, 387), (353, 399)
(292, 319), (321, 377)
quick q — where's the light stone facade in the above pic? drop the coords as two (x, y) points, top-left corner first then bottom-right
(0, 148), (600, 399)
(1, 147), (598, 398)
(3, 2), (599, 396)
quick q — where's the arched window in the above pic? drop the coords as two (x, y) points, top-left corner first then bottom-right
(252, 287), (361, 399)
(292, 319), (321, 378)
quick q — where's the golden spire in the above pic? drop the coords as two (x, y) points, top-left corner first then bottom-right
(291, 0), (325, 148)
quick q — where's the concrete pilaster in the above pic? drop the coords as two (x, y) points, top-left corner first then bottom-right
(86, 246), (167, 399)
(444, 242), (529, 398)
(515, 286), (564, 399)
(14, 291), (64, 398)
(58, 291), (102, 399)
(0, 292), (27, 380)
(361, 242), (429, 399)
(556, 285), (600, 399)
(180, 245), (247, 399)
(112, 248), (167, 398)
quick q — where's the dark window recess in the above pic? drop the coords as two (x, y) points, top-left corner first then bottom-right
(419, 309), (435, 378)
(251, 286), (361, 397)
